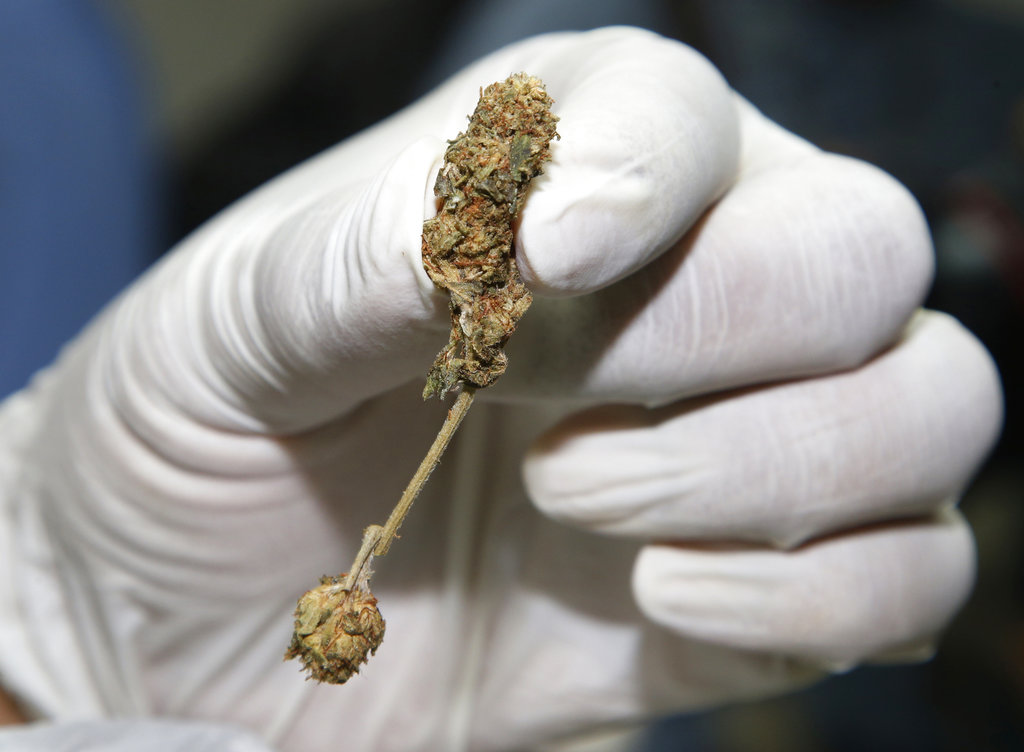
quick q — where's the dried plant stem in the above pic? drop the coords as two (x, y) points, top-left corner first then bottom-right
(342, 386), (477, 592)
(375, 387), (476, 556)
(340, 524), (384, 592)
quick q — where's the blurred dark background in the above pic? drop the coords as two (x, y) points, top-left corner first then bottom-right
(2, 0), (1021, 749)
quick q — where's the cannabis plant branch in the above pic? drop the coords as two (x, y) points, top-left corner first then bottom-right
(285, 73), (558, 684)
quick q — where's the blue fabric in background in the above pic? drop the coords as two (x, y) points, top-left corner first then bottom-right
(0, 1), (160, 398)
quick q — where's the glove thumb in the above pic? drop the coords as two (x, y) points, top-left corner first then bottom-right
(103, 136), (448, 434)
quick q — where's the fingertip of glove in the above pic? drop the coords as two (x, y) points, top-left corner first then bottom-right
(630, 511), (978, 667)
(510, 32), (740, 297)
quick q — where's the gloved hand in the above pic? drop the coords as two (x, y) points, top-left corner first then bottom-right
(0, 26), (1002, 752)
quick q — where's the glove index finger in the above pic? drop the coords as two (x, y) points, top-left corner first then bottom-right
(511, 27), (740, 297)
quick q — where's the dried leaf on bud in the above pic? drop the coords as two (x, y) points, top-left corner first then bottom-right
(284, 576), (385, 684)
(422, 73), (559, 398)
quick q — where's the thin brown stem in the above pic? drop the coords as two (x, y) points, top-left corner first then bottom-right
(339, 387), (478, 592)
(341, 524), (384, 591)
(374, 387), (476, 556)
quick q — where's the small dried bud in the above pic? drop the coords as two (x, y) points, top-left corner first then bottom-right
(422, 73), (559, 398)
(284, 576), (385, 684)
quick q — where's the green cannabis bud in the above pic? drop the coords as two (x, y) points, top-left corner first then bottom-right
(285, 576), (385, 684)
(422, 73), (559, 398)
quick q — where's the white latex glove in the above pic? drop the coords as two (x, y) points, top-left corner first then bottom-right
(0, 26), (1002, 752)
(0, 720), (273, 752)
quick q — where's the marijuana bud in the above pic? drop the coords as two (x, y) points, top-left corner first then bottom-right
(422, 73), (559, 398)
(285, 576), (385, 684)
(286, 73), (557, 687)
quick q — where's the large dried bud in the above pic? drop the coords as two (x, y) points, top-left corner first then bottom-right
(284, 575), (385, 684)
(422, 73), (559, 399)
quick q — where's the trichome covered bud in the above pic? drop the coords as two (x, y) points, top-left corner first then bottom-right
(422, 73), (559, 398)
(285, 576), (385, 684)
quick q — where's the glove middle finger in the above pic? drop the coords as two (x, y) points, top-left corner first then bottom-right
(523, 311), (1002, 546)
